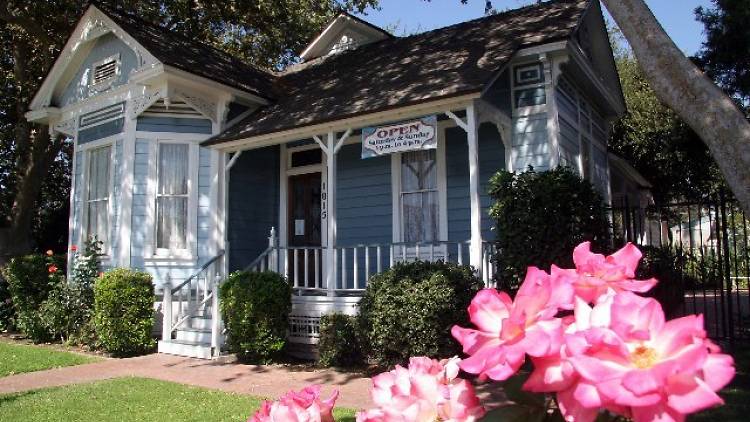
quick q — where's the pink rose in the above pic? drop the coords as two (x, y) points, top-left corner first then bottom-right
(249, 385), (339, 422)
(451, 267), (570, 381)
(356, 357), (485, 422)
(552, 242), (657, 304)
(533, 292), (735, 422)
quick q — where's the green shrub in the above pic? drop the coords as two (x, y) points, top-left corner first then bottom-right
(219, 271), (292, 363)
(41, 281), (97, 346)
(489, 167), (611, 291)
(637, 246), (686, 318)
(0, 273), (13, 331)
(318, 313), (362, 367)
(358, 261), (483, 367)
(2, 254), (66, 342)
(94, 269), (155, 356)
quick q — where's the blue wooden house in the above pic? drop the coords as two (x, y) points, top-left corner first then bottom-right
(27, 0), (627, 358)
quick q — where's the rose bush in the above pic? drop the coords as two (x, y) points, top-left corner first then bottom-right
(249, 385), (339, 422)
(250, 242), (735, 422)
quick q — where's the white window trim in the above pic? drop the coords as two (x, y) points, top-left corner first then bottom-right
(511, 60), (548, 117)
(89, 53), (121, 90)
(79, 140), (117, 261)
(145, 139), (199, 261)
(391, 121), (449, 244)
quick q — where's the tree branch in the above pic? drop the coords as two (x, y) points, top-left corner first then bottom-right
(0, 1), (54, 44)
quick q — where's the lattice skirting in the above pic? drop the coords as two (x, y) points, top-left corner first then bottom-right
(287, 298), (360, 345)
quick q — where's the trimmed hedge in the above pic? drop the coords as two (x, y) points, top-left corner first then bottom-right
(318, 313), (362, 367)
(219, 271), (292, 363)
(489, 167), (611, 291)
(94, 269), (155, 356)
(358, 261), (483, 367)
(2, 254), (66, 342)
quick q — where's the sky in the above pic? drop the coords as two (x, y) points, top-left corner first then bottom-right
(357, 0), (714, 55)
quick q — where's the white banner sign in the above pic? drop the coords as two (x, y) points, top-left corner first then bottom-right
(361, 115), (437, 159)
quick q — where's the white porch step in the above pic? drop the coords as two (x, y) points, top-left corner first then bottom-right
(176, 327), (212, 343)
(189, 316), (212, 330)
(158, 339), (213, 360)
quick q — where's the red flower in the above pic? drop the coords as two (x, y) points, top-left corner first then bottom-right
(48, 265), (58, 274)
(70, 245), (78, 252)
(46, 250), (54, 256)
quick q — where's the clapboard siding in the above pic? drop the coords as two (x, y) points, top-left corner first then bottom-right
(445, 124), (506, 243)
(71, 151), (83, 250)
(336, 144), (392, 247)
(108, 139), (123, 264)
(511, 113), (550, 172)
(136, 116), (212, 134)
(130, 139), (151, 268)
(227, 146), (280, 271)
(57, 33), (138, 107)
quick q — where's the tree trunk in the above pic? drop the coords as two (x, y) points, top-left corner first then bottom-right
(601, 0), (750, 212)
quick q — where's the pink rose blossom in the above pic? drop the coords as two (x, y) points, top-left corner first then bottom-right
(451, 267), (571, 381)
(250, 385), (339, 422)
(356, 357), (485, 422)
(552, 242), (658, 304)
(529, 292), (735, 422)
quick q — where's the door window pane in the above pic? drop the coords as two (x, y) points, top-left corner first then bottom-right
(401, 150), (438, 243)
(86, 146), (111, 248)
(156, 144), (189, 250)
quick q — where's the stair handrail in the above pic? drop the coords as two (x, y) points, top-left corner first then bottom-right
(171, 250), (226, 294)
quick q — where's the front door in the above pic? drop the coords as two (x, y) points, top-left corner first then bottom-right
(287, 173), (322, 288)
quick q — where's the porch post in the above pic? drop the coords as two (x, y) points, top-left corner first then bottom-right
(325, 131), (338, 297)
(466, 104), (483, 272)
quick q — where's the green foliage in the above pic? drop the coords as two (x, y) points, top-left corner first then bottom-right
(0, 272), (13, 331)
(318, 313), (362, 367)
(609, 29), (723, 203)
(357, 261), (483, 367)
(69, 238), (103, 290)
(2, 254), (66, 342)
(219, 271), (292, 363)
(488, 167), (610, 291)
(696, 0), (750, 107)
(93, 269), (155, 356)
(637, 246), (687, 319)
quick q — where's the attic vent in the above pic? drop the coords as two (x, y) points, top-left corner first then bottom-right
(79, 102), (125, 129)
(91, 55), (120, 87)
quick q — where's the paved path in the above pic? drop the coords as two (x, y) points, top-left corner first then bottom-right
(0, 353), (508, 409)
(0, 354), (372, 408)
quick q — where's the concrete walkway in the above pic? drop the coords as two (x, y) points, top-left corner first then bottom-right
(0, 353), (508, 410)
(0, 353), (373, 408)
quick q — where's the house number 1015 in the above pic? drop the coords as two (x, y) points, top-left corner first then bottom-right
(321, 181), (328, 220)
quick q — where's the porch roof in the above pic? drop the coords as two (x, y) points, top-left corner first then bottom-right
(203, 0), (590, 148)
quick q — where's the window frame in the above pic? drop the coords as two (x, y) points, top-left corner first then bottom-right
(391, 123), (448, 245)
(147, 139), (199, 260)
(80, 139), (116, 258)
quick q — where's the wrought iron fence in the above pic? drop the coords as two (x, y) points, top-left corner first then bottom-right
(609, 194), (750, 342)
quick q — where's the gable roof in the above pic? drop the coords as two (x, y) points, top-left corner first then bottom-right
(204, 0), (591, 147)
(92, 2), (278, 100)
(300, 11), (394, 60)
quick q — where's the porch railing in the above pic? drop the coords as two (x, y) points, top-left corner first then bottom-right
(162, 250), (225, 353)
(245, 228), (498, 294)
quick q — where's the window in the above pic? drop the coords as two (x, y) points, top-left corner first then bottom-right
(512, 63), (546, 109)
(400, 150), (439, 243)
(156, 143), (189, 251)
(90, 55), (119, 87)
(85, 145), (112, 249)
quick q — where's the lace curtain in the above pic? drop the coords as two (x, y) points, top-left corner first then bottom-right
(86, 146), (111, 247)
(401, 150), (438, 243)
(156, 143), (188, 250)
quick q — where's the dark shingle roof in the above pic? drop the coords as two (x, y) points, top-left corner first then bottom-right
(94, 2), (278, 99)
(204, 0), (590, 147)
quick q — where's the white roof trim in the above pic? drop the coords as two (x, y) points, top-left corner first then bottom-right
(300, 14), (390, 60)
(29, 5), (159, 111)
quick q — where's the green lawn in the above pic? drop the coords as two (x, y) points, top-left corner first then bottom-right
(0, 377), (357, 422)
(0, 341), (100, 377)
